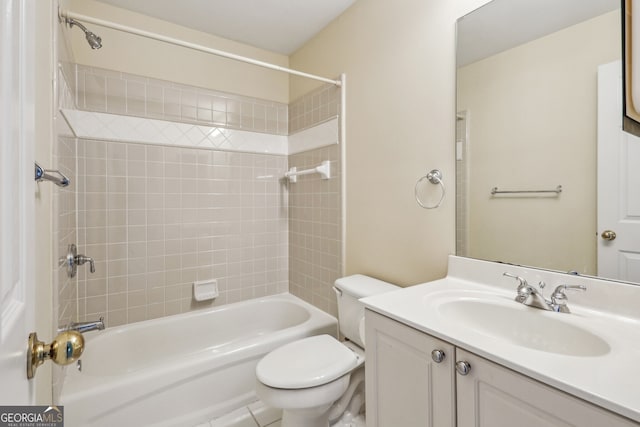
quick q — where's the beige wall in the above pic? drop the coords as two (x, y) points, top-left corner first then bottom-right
(290, 0), (491, 286)
(457, 11), (620, 275)
(66, 0), (290, 103)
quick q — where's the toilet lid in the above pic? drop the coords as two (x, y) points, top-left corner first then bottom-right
(256, 335), (358, 389)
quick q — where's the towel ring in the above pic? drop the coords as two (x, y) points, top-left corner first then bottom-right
(415, 169), (445, 209)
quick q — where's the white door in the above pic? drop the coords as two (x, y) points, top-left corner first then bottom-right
(0, 0), (37, 404)
(597, 61), (640, 283)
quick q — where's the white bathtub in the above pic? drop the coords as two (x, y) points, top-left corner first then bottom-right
(59, 293), (337, 427)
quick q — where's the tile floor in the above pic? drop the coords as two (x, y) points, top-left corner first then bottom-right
(195, 398), (366, 427)
(195, 400), (282, 427)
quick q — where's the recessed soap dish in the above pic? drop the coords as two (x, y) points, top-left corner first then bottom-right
(193, 279), (219, 301)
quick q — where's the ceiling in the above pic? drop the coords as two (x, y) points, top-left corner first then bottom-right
(94, 0), (357, 55)
(457, 0), (619, 66)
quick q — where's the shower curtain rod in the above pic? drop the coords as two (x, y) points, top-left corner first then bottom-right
(59, 10), (342, 87)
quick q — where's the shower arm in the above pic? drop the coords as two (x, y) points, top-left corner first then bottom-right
(57, 9), (342, 87)
(65, 17), (88, 33)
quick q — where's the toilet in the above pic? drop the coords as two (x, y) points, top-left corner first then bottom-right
(255, 275), (398, 427)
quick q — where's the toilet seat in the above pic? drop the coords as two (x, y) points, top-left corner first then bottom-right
(256, 334), (358, 389)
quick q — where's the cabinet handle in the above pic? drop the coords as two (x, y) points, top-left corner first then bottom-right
(431, 349), (446, 363)
(455, 360), (471, 375)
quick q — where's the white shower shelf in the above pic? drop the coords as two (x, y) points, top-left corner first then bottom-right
(285, 160), (331, 183)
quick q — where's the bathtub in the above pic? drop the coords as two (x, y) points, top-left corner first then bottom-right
(59, 293), (337, 427)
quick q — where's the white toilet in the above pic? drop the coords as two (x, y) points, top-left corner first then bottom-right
(255, 275), (398, 427)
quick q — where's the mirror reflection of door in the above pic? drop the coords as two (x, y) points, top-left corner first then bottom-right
(597, 61), (640, 282)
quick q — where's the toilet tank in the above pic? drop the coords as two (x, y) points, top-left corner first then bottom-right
(334, 274), (398, 347)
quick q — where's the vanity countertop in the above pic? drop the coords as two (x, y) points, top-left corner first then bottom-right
(362, 256), (640, 423)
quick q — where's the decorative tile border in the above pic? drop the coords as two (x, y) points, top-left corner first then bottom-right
(62, 109), (288, 155)
(289, 117), (339, 155)
(62, 109), (338, 156)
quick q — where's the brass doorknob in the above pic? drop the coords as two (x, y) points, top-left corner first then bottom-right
(601, 230), (617, 241)
(27, 330), (84, 379)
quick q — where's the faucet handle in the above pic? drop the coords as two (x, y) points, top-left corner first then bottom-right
(503, 272), (527, 287)
(551, 284), (586, 312)
(504, 272), (533, 303)
(75, 254), (95, 273)
(65, 244), (96, 277)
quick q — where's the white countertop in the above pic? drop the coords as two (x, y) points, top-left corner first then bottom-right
(362, 256), (640, 422)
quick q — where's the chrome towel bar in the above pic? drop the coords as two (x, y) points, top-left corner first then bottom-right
(490, 185), (562, 195)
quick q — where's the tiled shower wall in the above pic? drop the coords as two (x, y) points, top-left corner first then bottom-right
(54, 136), (78, 327)
(289, 83), (341, 134)
(288, 144), (342, 317)
(58, 63), (342, 327)
(76, 65), (289, 136)
(76, 141), (288, 326)
(288, 83), (342, 318)
(55, 64), (78, 329)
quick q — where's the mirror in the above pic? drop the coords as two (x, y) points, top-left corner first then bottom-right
(622, 0), (640, 136)
(456, 0), (626, 281)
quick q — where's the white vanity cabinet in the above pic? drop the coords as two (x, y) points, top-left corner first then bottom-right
(365, 309), (639, 427)
(365, 310), (456, 427)
(455, 348), (638, 427)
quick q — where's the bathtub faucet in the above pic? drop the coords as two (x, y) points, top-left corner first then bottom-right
(59, 316), (105, 333)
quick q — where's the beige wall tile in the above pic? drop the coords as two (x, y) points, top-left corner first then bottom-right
(108, 292), (127, 311)
(76, 46), (291, 128)
(107, 309), (127, 327)
(85, 295), (107, 315)
(127, 306), (147, 323)
(77, 140), (289, 327)
(288, 145), (341, 317)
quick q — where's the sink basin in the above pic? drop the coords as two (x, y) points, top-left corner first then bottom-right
(437, 298), (610, 357)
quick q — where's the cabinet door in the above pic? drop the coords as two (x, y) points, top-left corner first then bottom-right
(365, 310), (455, 427)
(456, 349), (639, 427)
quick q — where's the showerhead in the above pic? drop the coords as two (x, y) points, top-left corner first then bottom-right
(84, 31), (102, 50)
(66, 18), (102, 49)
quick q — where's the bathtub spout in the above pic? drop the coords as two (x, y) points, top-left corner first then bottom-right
(60, 316), (105, 333)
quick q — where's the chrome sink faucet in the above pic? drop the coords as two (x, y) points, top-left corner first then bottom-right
(59, 316), (105, 333)
(504, 272), (550, 310)
(503, 273), (586, 313)
(549, 284), (587, 313)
